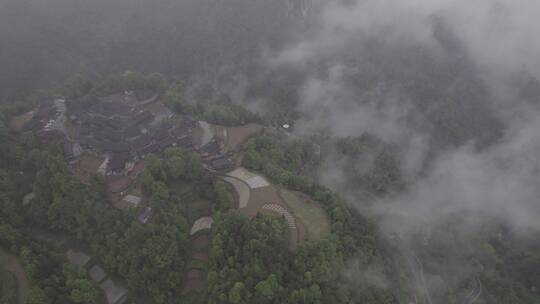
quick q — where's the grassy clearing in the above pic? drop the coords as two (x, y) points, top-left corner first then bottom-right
(225, 124), (263, 151)
(278, 188), (331, 241)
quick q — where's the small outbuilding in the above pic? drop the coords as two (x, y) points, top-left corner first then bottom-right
(66, 249), (91, 269)
(121, 195), (142, 208)
(100, 279), (128, 304)
(88, 265), (107, 283)
(138, 207), (152, 224)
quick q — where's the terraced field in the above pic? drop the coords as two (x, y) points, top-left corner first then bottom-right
(278, 188), (331, 241)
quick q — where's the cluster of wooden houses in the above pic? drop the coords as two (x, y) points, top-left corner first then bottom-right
(65, 96), (197, 175)
(26, 91), (234, 180)
(24, 98), (68, 140)
(66, 249), (128, 304)
(199, 138), (234, 172)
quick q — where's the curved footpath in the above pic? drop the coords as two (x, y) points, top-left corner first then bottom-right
(220, 176), (250, 209)
(0, 248), (29, 304)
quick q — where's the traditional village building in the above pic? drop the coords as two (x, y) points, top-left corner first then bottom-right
(121, 195), (142, 208)
(138, 207), (152, 224)
(88, 265), (107, 283)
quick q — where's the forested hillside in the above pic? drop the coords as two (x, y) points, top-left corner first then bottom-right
(2, 1), (540, 303)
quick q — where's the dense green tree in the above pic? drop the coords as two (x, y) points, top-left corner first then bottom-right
(212, 180), (231, 211)
(63, 263), (98, 304)
(255, 274), (281, 301)
(147, 73), (168, 93)
(27, 286), (50, 304)
(228, 282), (247, 304)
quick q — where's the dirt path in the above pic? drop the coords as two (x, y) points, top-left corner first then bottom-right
(1, 249), (29, 304)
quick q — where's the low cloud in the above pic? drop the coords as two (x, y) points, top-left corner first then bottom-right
(265, 0), (540, 235)
(379, 107), (540, 234)
(295, 65), (414, 142)
(272, 0), (540, 78)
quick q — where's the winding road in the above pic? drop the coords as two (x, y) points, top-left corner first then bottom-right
(404, 249), (433, 304)
(464, 278), (483, 304)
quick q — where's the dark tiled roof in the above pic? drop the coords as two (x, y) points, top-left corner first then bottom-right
(124, 125), (140, 139)
(130, 134), (152, 150)
(34, 100), (56, 119)
(90, 116), (108, 127)
(180, 116), (197, 128)
(200, 139), (220, 155)
(139, 142), (160, 156)
(79, 124), (90, 136)
(159, 136), (176, 149)
(92, 140), (130, 153)
(64, 142), (74, 159)
(209, 156), (233, 171)
(106, 118), (126, 130)
(134, 111), (154, 125)
(171, 126), (190, 139)
(66, 99), (90, 117)
(153, 122), (171, 141)
(109, 152), (132, 173)
(103, 130), (123, 142)
(176, 136), (194, 148)
(24, 119), (42, 131)
(138, 207), (152, 224)
(25, 100), (57, 131)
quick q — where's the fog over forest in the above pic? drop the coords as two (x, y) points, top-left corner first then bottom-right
(278, 0), (540, 232)
(1, 0), (540, 303)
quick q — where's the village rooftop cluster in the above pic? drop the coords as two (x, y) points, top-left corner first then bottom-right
(24, 91), (234, 223)
(26, 91), (234, 174)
